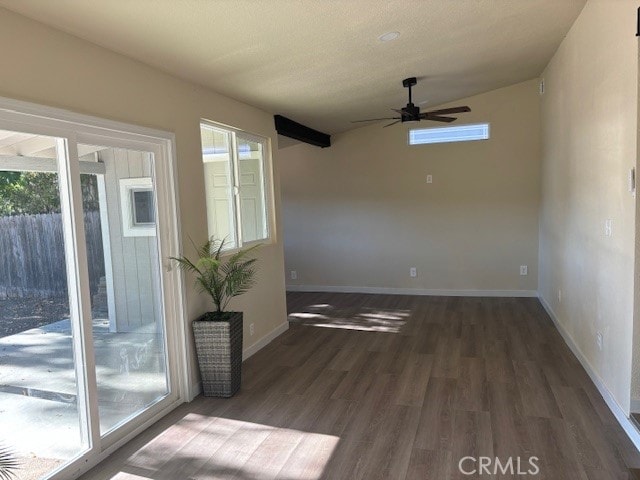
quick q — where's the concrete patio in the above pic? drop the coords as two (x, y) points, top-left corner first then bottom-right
(0, 317), (168, 479)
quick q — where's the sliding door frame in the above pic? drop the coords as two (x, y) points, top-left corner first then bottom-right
(0, 97), (189, 479)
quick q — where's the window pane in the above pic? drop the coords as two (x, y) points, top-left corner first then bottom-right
(132, 190), (154, 224)
(78, 144), (169, 435)
(0, 131), (87, 479)
(409, 123), (490, 145)
(201, 125), (237, 249)
(237, 135), (268, 243)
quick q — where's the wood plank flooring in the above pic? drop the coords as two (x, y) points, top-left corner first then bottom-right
(80, 293), (640, 479)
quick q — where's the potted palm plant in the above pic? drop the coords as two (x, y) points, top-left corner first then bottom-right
(172, 238), (258, 397)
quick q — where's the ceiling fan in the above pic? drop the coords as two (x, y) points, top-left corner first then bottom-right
(352, 77), (471, 128)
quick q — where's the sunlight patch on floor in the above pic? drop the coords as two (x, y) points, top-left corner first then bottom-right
(120, 414), (340, 480)
(289, 304), (410, 333)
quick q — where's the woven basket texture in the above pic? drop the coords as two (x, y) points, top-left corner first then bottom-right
(193, 312), (243, 397)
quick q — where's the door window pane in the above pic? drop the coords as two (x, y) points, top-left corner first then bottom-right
(78, 144), (169, 435)
(0, 131), (86, 479)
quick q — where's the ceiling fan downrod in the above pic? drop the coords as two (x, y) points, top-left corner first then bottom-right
(402, 77), (417, 106)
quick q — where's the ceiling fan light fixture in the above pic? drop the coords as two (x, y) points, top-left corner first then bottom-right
(378, 31), (400, 42)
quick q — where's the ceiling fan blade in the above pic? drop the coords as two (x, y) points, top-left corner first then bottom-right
(383, 120), (401, 128)
(422, 114), (457, 123)
(423, 106), (471, 115)
(351, 117), (400, 123)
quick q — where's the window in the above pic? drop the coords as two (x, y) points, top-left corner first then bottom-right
(200, 122), (270, 250)
(119, 177), (156, 236)
(409, 123), (490, 145)
(132, 190), (154, 224)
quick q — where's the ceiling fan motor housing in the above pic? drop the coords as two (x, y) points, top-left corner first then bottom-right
(402, 77), (417, 88)
(402, 103), (421, 122)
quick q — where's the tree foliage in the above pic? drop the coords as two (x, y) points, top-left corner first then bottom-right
(0, 171), (99, 216)
(0, 171), (60, 216)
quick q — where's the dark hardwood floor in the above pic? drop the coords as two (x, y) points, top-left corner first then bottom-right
(81, 293), (640, 479)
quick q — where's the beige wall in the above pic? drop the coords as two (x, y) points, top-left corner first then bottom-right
(0, 8), (288, 391)
(539, 0), (637, 413)
(280, 80), (541, 294)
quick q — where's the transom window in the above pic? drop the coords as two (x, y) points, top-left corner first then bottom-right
(200, 122), (271, 250)
(409, 123), (490, 145)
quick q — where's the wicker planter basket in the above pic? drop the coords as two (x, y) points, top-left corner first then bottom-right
(192, 312), (243, 397)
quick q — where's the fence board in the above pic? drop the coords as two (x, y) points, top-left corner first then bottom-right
(0, 211), (104, 298)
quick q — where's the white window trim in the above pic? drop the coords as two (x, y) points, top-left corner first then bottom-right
(200, 119), (276, 254)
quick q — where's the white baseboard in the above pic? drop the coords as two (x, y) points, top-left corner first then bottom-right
(539, 295), (640, 451)
(189, 321), (289, 399)
(286, 284), (537, 298)
(631, 399), (640, 414)
(242, 321), (289, 361)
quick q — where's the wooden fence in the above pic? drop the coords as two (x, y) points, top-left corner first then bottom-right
(0, 211), (105, 298)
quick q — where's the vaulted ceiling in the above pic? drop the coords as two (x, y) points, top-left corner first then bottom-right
(0, 0), (586, 134)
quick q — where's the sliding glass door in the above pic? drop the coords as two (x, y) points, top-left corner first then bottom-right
(0, 110), (183, 480)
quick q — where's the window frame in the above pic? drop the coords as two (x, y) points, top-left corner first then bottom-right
(200, 120), (275, 253)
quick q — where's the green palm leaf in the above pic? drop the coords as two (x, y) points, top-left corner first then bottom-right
(0, 446), (19, 480)
(171, 237), (259, 313)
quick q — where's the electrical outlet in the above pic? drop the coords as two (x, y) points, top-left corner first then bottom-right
(409, 267), (417, 278)
(426, 174), (433, 184)
(520, 265), (528, 276)
(290, 270), (297, 280)
(605, 219), (612, 237)
(596, 331), (603, 351)
(250, 323), (255, 336)
(558, 289), (562, 303)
